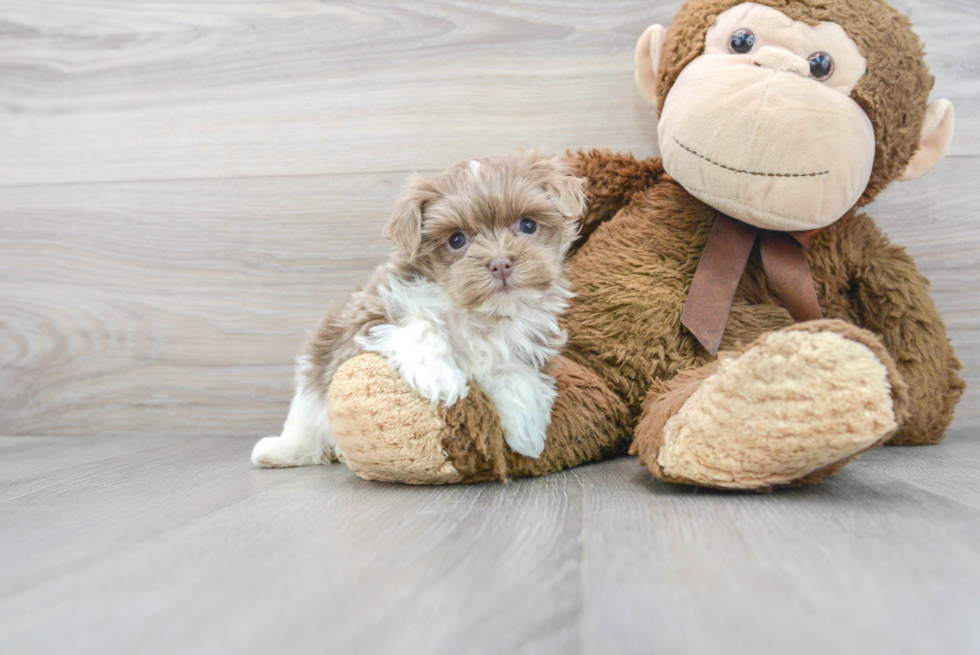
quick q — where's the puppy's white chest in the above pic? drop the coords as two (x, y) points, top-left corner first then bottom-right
(445, 314), (537, 378)
(363, 277), (562, 381)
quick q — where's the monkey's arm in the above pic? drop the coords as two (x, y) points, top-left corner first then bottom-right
(566, 149), (665, 248)
(841, 214), (966, 445)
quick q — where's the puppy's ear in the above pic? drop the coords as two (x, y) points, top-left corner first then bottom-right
(383, 174), (438, 260)
(527, 152), (588, 221)
(544, 171), (587, 221)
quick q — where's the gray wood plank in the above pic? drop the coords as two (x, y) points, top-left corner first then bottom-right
(0, 435), (199, 501)
(0, 0), (977, 187)
(0, 436), (583, 655)
(0, 172), (400, 437)
(0, 435), (978, 654)
(580, 437), (980, 655)
(0, 437), (315, 597)
(0, 0), (661, 186)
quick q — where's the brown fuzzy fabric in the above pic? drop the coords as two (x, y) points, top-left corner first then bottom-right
(658, 0), (934, 206)
(439, 384), (508, 483)
(837, 222), (968, 444)
(630, 362), (720, 474)
(569, 152), (665, 251)
(440, 356), (633, 481)
(561, 151), (962, 453)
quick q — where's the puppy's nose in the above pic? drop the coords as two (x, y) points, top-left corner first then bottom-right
(488, 256), (514, 282)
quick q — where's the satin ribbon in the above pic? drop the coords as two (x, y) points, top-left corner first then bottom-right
(680, 212), (822, 356)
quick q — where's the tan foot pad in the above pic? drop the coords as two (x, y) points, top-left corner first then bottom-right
(658, 329), (898, 490)
(328, 353), (462, 484)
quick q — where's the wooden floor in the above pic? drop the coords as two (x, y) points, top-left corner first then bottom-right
(1, 434), (979, 654)
(2, 1), (979, 653)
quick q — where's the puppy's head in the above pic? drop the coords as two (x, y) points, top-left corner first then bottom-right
(384, 151), (586, 317)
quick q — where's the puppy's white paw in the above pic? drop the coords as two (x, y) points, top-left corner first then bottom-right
(400, 356), (470, 408)
(487, 371), (557, 459)
(251, 436), (322, 468)
(499, 408), (550, 459)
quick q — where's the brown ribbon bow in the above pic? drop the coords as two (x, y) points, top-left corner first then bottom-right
(681, 212), (823, 356)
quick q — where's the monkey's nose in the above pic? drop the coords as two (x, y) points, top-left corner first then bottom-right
(488, 256), (514, 282)
(752, 46), (809, 78)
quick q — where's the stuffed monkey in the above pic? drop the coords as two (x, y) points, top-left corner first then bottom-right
(324, 0), (965, 490)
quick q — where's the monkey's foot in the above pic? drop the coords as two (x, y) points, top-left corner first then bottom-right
(327, 353), (465, 484)
(632, 320), (909, 491)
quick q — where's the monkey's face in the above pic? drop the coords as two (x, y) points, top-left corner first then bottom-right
(657, 3), (875, 231)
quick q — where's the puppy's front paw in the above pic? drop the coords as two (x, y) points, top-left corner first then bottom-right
(401, 357), (470, 408)
(498, 402), (551, 459)
(251, 436), (321, 468)
(485, 373), (557, 459)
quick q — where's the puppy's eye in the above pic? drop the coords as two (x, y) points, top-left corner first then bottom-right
(448, 232), (467, 249)
(518, 218), (537, 235)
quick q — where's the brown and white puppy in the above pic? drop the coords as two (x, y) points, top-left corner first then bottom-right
(251, 152), (586, 467)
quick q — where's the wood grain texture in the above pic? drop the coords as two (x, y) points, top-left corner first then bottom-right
(0, 0), (977, 187)
(0, 0), (661, 186)
(0, 435), (978, 654)
(0, 173), (401, 436)
(0, 0), (978, 437)
(580, 433), (980, 655)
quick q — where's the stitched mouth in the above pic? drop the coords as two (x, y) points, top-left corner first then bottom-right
(673, 138), (829, 178)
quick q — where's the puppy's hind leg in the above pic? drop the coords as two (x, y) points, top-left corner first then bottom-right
(251, 387), (337, 468)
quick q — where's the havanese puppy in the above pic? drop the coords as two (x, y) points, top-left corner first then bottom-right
(251, 151), (586, 468)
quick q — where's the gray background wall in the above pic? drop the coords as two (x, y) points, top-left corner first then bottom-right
(1, 0), (976, 438)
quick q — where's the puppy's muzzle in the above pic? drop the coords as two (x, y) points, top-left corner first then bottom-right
(489, 257), (514, 284)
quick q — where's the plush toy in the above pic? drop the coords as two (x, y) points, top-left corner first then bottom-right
(324, 0), (965, 490)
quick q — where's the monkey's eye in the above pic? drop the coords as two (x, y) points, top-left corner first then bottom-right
(448, 232), (467, 249)
(808, 52), (834, 81)
(518, 218), (538, 235)
(728, 29), (755, 54)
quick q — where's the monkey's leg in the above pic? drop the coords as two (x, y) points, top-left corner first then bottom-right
(328, 353), (630, 484)
(632, 320), (909, 491)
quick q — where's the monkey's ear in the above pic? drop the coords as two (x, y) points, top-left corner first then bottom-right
(899, 99), (955, 181)
(635, 24), (668, 109)
(383, 175), (437, 260)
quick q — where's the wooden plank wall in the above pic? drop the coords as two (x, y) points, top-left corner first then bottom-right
(1, 0), (977, 438)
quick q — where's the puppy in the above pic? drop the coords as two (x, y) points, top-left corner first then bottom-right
(251, 151), (586, 468)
